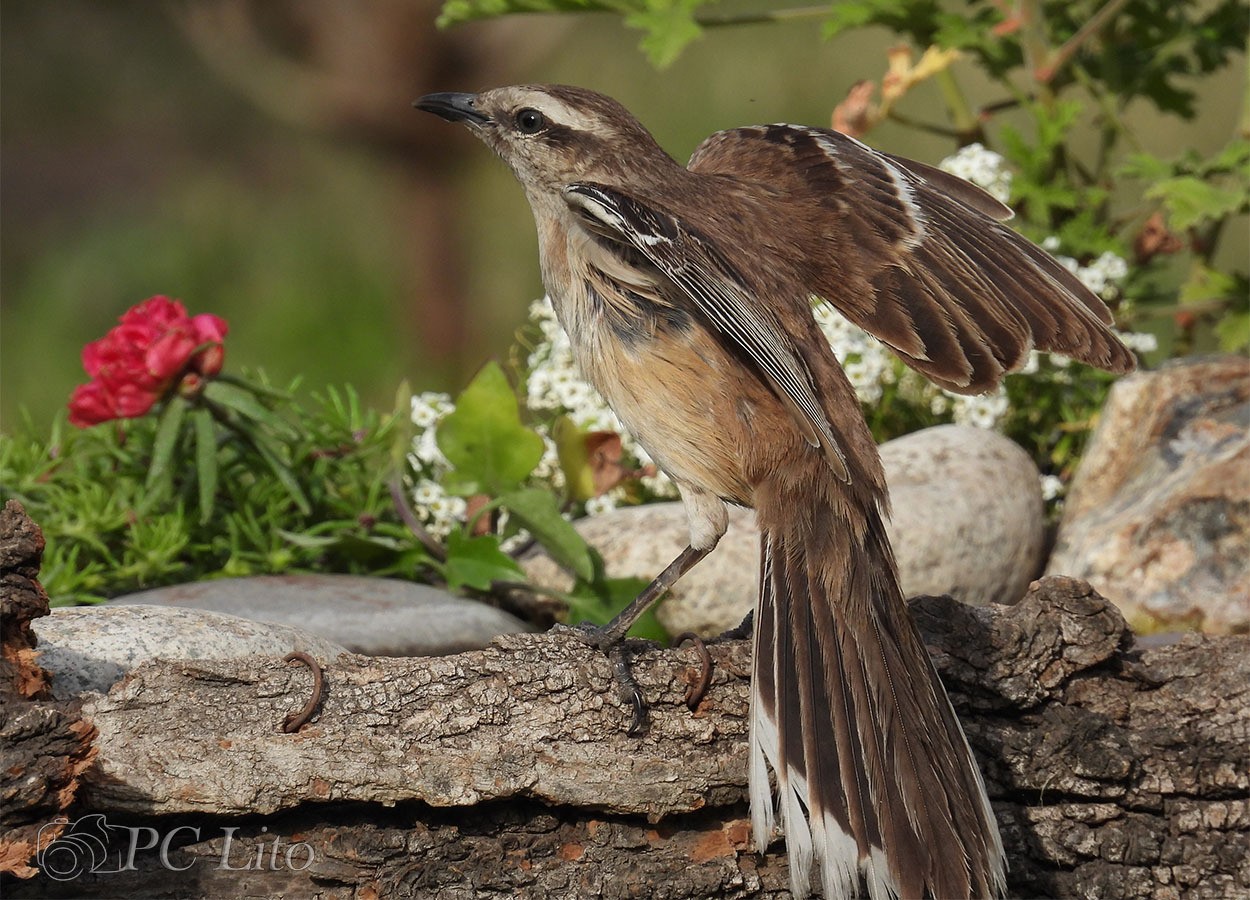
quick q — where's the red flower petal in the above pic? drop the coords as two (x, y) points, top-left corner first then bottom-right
(145, 330), (198, 381)
(190, 313), (229, 344)
(67, 381), (116, 427)
(121, 295), (188, 329)
(112, 383), (160, 418)
(192, 343), (226, 378)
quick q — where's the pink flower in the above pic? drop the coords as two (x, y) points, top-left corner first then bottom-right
(68, 296), (230, 427)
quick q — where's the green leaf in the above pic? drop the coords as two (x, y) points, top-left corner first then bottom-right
(553, 415), (595, 501)
(499, 487), (595, 581)
(143, 395), (187, 499)
(625, 0), (703, 68)
(443, 530), (525, 593)
(1147, 175), (1246, 231)
(202, 379), (295, 437)
(249, 433), (312, 514)
(192, 407), (218, 524)
(1215, 309), (1250, 352)
(1179, 263), (1238, 306)
(1208, 139), (1250, 174)
(437, 361), (544, 495)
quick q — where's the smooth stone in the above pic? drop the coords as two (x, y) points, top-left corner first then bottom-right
(521, 424), (1045, 636)
(31, 605), (348, 699)
(110, 574), (532, 656)
(1047, 355), (1250, 634)
(881, 424), (1044, 607)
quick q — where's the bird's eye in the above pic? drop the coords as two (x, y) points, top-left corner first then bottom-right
(515, 108), (546, 134)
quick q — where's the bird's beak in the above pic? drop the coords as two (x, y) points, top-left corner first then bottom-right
(414, 92), (490, 126)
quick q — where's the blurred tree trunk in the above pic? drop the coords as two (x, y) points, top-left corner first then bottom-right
(174, 0), (565, 373)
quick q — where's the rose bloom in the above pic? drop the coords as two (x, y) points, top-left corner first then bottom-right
(68, 296), (229, 427)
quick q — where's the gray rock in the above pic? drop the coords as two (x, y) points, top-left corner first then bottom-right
(1047, 355), (1250, 634)
(881, 424), (1044, 607)
(32, 605), (348, 699)
(522, 425), (1045, 636)
(110, 575), (532, 656)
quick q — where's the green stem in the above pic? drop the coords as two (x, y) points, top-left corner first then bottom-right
(934, 67), (984, 144)
(1018, 0), (1056, 106)
(885, 110), (963, 139)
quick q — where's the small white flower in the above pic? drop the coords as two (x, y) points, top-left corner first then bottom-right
(500, 530), (532, 555)
(585, 494), (617, 516)
(950, 388), (1009, 430)
(413, 478), (443, 507)
(1117, 330), (1158, 354)
(1041, 235), (1062, 252)
(939, 143), (1013, 204)
(1040, 474), (1064, 502)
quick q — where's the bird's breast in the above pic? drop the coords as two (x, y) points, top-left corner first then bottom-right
(538, 229), (803, 504)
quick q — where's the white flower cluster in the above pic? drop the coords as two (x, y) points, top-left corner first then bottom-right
(1042, 238), (1132, 303)
(408, 392), (466, 538)
(814, 300), (1011, 430)
(1040, 473), (1065, 502)
(1041, 238), (1157, 356)
(812, 302), (896, 404)
(939, 143), (1013, 204)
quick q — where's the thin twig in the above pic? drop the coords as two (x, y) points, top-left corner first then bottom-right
(695, 5), (830, 28)
(1035, 0), (1134, 83)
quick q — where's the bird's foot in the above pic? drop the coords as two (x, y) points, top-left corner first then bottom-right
(550, 621), (658, 736)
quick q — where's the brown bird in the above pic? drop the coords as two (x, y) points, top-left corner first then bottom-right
(417, 85), (1135, 899)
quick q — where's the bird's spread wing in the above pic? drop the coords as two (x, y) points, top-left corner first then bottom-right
(564, 181), (851, 483)
(688, 125), (1136, 394)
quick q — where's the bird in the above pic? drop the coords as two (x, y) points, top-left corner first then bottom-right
(416, 84), (1136, 899)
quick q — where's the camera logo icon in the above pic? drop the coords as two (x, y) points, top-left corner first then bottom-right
(35, 815), (128, 881)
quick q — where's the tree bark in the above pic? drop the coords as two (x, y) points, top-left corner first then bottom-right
(2, 499), (1247, 898)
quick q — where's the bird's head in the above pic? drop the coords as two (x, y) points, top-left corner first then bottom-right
(415, 84), (674, 194)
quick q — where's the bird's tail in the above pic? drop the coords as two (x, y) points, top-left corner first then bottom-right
(750, 487), (1005, 899)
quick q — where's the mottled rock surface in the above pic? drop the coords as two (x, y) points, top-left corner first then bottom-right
(1048, 355), (1249, 633)
(32, 605), (348, 699)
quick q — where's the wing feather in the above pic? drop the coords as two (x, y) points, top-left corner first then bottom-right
(688, 125), (1136, 391)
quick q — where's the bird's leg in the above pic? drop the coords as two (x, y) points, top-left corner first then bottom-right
(556, 544), (710, 734)
(557, 487), (728, 733)
(592, 543), (711, 646)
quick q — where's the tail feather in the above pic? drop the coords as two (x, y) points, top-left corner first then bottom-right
(750, 495), (1005, 898)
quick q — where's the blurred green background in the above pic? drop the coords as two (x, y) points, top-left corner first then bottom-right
(2, 1), (1244, 432)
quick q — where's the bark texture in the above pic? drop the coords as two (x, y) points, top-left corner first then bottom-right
(1, 499), (1247, 898)
(0, 501), (98, 878)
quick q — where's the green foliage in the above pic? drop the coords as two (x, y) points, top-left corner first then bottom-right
(1, 356), (667, 643)
(442, 530), (526, 593)
(437, 0), (704, 68)
(1, 382), (423, 605)
(563, 571), (667, 641)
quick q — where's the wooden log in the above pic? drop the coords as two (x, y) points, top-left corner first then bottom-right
(2, 499), (1246, 898)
